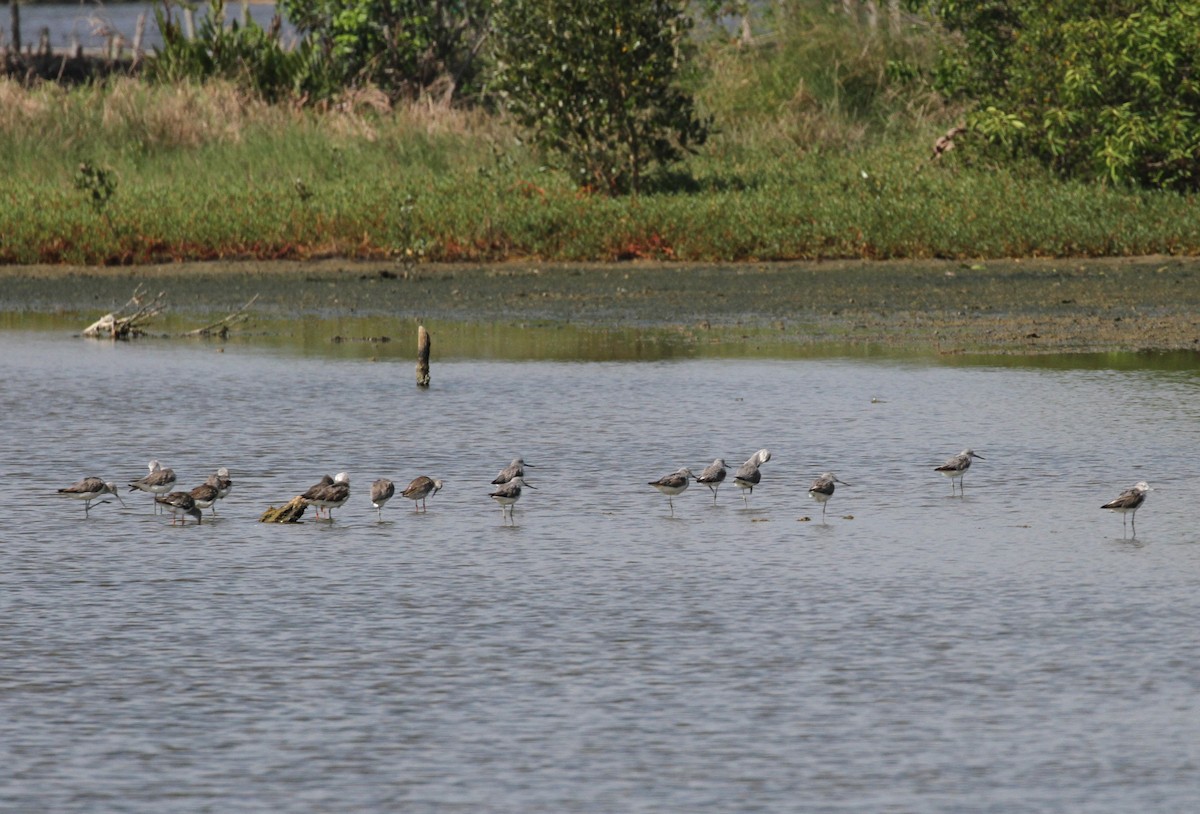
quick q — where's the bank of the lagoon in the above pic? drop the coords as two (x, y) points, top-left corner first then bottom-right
(2, 257), (1199, 356)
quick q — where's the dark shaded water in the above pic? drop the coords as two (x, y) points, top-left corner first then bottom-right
(3, 328), (1200, 812)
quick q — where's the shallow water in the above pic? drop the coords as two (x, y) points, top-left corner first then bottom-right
(3, 329), (1200, 812)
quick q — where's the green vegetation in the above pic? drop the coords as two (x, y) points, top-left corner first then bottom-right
(148, 0), (321, 102)
(490, 0), (709, 194)
(276, 0), (489, 99)
(1, 2), (1199, 265)
(935, 0), (1200, 190)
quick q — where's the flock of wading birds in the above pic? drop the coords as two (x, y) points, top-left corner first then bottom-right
(58, 449), (1155, 536)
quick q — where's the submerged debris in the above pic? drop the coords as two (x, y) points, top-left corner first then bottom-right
(259, 496), (308, 523)
(82, 287), (260, 340)
(183, 294), (259, 338)
(82, 284), (165, 339)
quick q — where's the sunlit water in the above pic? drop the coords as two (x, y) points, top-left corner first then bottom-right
(3, 330), (1200, 812)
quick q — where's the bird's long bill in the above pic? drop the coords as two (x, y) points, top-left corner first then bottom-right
(524, 482), (538, 489)
(115, 493), (128, 507)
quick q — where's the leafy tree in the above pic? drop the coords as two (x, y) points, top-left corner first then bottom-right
(932, 0), (1200, 190)
(277, 0), (490, 99)
(490, 0), (710, 195)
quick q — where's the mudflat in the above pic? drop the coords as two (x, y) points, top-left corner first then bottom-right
(2, 256), (1198, 353)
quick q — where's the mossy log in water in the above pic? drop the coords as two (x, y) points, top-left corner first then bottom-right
(259, 496), (308, 523)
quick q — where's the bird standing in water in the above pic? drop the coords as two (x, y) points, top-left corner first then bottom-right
(1101, 481), (1152, 537)
(649, 467), (694, 516)
(808, 472), (849, 521)
(696, 459), (727, 503)
(935, 449), (983, 495)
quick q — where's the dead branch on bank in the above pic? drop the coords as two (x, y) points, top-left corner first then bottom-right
(82, 284), (166, 339)
(82, 288), (261, 340)
(183, 294), (260, 338)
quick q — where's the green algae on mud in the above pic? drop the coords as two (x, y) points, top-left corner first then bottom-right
(1, 257), (1199, 357)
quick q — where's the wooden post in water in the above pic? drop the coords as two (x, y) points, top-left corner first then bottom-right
(416, 325), (431, 388)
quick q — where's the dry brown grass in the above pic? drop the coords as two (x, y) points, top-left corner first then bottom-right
(98, 79), (275, 146)
(0, 77), (511, 151)
(0, 79), (61, 131)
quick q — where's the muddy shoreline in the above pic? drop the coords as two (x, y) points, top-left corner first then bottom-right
(2, 257), (1199, 354)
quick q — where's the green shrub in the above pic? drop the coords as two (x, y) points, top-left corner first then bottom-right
(148, 0), (321, 102)
(489, 0), (710, 195)
(277, 0), (490, 100)
(936, 0), (1200, 190)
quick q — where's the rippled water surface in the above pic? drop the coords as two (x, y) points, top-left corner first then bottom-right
(3, 330), (1200, 813)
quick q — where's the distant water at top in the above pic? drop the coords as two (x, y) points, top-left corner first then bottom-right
(11, 2), (296, 52)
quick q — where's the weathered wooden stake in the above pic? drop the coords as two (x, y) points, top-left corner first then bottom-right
(416, 325), (431, 387)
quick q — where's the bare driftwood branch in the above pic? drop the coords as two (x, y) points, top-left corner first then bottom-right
(82, 284), (167, 339)
(183, 294), (260, 338)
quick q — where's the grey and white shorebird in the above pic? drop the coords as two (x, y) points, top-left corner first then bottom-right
(370, 478), (395, 519)
(58, 476), (126, 516)
(210, 467), (232, 513)
(304, 472), (350, 520)
(128, 459), (177, 511)
(808, 472), (850, 521)
(156, 491), (203, 525)
(935, 449), (984, 494)
(490, 475), (535, 523)
(734, 449), (771, 504)
(649, 467), (694, 516)
(1102, 481), (1152, 537)
(300, 474), (335, 518)
(492, 457), (532, 485)
(402, 476), (444, 512)
(696, 458), (727, 502)
(188, 479), (220, 514)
